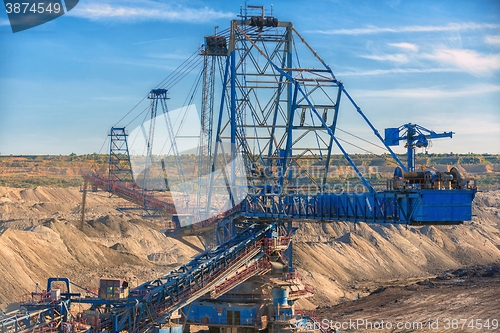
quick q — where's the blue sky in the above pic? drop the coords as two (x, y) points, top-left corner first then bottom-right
(0, 0), (499, 155)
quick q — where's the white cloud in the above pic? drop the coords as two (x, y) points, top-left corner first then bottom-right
(360, 54), (409, 63)
(355, 45), (500, 76)
(359, 43), (418, 65)
(132, 37), (179, 45)
(0, 19), (10, 26)
(337, 67), (462, 76)
(353, 84), (500, 99)
(69, 1), (235, 22)
(446, 116), (500, 136)
(388, 42), (419, 52)
(312, 22), (500, 35)
(422, 48), (500, 76)
(146, 52), (193, 60)
(485, 35), (500, 46)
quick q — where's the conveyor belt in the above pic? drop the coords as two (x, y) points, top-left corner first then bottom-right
(84, 173), (475, 228)
(76, 222), (274, 333)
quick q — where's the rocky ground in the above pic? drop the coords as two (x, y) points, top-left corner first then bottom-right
(292, 193), (500, 308)
(0, 187), (201, 310)
(0, 187), (499, 327)
(314, 264), (500, 332)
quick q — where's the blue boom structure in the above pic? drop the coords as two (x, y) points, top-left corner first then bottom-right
(14, 6), (476, 333)
(385, 123), (454, 172)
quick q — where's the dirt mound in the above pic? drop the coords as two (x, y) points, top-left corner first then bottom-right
(0, 187), (499, 312)
(110, 243), (128, 251)
(0, 187), (201, 309)
(293, 191), (500, 307)
(316, 263), (500, 332)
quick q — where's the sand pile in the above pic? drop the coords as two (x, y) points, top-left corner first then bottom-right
(0, 187), (499, 311)
(0, 187), (201, 309)
(294, 191), (500, 307)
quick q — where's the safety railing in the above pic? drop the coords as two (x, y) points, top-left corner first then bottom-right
(210, 258), (271, 298)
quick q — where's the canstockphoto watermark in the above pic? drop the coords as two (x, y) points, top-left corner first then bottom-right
(293, 318), (499, 331)
(294, 319), (424, 331)
(3, 0), (79, 33)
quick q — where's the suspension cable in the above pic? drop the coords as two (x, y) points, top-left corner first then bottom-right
(124, 104), (151, 128)
(336, 127), (387, 151)
(98, 136), (109, 154)
(155, 49), (201, 88)
(159, 52), (203, 90)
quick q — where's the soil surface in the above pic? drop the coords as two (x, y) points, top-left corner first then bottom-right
(315, 264), (500, 332)
(0, 187), (499, 328)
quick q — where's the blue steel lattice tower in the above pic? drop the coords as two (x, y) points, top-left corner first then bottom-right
(108, 127), (134, 186)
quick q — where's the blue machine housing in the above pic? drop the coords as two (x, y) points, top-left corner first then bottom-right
(232, 189), (475, 225)
(404, 189), (475, 223)
(186, 301), (264, 328)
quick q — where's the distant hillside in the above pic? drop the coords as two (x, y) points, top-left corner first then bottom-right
(0, 153), (498, 190)
(0, 154), (107, 188)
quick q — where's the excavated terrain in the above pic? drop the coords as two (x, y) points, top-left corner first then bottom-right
(0, 187), (499, 328)
(315, 264), (500, 332)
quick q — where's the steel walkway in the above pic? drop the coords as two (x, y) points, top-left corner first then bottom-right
(72, 222), (274, 333)
(83, 173), (475, 233)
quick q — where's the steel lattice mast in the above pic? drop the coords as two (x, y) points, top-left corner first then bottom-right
(210, 12), (391, 211)
(197, 34), (226, 219)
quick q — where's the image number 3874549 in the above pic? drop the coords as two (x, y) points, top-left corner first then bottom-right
(3, 0), (79, 33)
